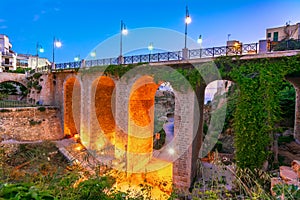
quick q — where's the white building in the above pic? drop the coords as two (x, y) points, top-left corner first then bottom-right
(0, 34), (17, 72)
(0, 34), (51, 72)
(17, 54), (51, 69)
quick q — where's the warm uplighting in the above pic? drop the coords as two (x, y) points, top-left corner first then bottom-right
(74, 133), (80, 140)
(75, 145), (82, 151)
(234, 42), (240, 47)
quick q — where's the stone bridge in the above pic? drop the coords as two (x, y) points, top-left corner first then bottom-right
(0, 72), (28, 86)
(1, 50), (300, 191)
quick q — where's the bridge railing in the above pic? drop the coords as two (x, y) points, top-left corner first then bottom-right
(269, 39), (300, 52)
(55, 61), (82, 70)
(50, 42), (259, 70)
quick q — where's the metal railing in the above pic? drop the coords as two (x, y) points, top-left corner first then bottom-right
(52, 42), (258, 70)
(0, 100), (33, 108)
(269, 39), (300, 51)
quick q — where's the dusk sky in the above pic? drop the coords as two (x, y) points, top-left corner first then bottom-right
(0, 0), (299, 63)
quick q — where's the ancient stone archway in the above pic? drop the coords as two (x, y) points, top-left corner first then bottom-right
(63, 76), (81, 137)
(0, 73), (28, 87)
(89, 76), (116, 155)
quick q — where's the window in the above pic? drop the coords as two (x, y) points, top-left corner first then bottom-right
(267, 32), (271, 38)
(273, 32), (279, 42)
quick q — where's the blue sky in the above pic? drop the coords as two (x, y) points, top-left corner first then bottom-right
(0, 0), (299, 63)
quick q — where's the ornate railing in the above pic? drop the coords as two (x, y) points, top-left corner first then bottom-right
(52, 42), (259, 70)
(55, 61), (82, 70)
(269, 39), (300, 51)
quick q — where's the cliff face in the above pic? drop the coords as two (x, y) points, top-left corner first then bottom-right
(154, 90), (175, 123)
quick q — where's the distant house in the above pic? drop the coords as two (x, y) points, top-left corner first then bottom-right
(266, 22), (300, 42)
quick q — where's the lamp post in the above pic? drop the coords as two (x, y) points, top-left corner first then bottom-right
(197, 35), (202, 58)
(74, 55), (80, 62)
(184, 6), (192, 49)
(36, 42), (44, 69)
(183, 6), (192, 60)
(227, 34), (231, 42)
(52, 37), (62, 68)
(119, 20), (128, 64)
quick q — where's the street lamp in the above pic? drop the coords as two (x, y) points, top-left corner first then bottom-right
(52, 37), (62, 65)
(36, 42), (44, 68)
(90, 51), (96, 59)
(197, 35), (203, 58)
(119, 20), (128, 64)
(227, 34), (231, 41)
(184, 5), (192, 49)
(74, 55), (80, 62)
(148, 42), (154, 54)
(197, 35), (203, 48)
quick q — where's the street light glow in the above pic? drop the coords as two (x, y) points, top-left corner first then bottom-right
(39, 48), (44, 53)
(122, 28), (128, 35)
(74, 56), (80, 62)
(185, 16), (192, 24)
(55, 41), (62, 48)
(90, 51), (96, 58)
(197, 35), (202, 44)
(148, 42), (154, 51)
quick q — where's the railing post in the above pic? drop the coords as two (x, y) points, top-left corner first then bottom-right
(158, 53), (160, 62)
(256, 43), (258, 54)
(213, 47), (215, 57)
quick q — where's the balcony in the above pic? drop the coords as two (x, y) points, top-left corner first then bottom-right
(1, 51), (15, 57)
(1, 61), (13, 66)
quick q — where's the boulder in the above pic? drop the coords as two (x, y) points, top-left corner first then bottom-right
(279, 166), (298, 182)
(291, 160), (300, 177)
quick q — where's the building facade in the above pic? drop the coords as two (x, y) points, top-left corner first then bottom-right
(266, 22), (300, 42)
(17, 54), (51, 69)
(0, 34), (17, 72)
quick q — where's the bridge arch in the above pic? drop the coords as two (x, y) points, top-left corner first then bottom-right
(89, 75), (117, 155)
(63, 75), (81, 138)
(0, 73), (28, 88)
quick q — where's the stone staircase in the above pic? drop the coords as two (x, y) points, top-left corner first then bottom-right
(271, 160), (300, 196)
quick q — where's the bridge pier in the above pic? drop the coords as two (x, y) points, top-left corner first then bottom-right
(286, 77), (300, 143)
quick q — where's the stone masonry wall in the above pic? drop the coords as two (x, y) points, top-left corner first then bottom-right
(0, 107), (63, 141)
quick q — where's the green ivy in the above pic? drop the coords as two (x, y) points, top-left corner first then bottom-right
(224, 55), (300, 169)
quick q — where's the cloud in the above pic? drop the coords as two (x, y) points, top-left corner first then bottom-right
(33, 15), (40, 22)
(0, 25), (8, 29)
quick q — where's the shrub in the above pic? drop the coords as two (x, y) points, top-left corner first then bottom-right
(38, 107), (46, 112)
